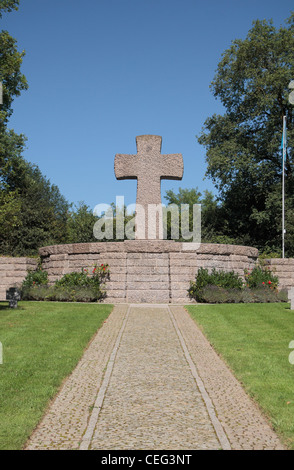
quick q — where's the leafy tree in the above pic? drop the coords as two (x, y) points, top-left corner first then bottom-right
(0, 4), (71, 255)
(0, 10), (28, 172)
(0, 29), (28, 127)
(198, 13), (294, 254)
(0, 187), (21, 251)
(67, 201), (98, 243)
(164, 187), (235, 243)
(0, 1), (19, 17)
(0, 156), (70, 255)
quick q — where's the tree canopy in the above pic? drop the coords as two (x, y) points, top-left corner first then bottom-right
(0, 1), (19, 18)
(198, 12), (294, 254)
(0, 2), (71, 256)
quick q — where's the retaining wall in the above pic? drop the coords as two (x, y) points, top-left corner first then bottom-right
(0, 257), (38, 301)
(39, 241), (258, 303)
(5, 247), (293, 304)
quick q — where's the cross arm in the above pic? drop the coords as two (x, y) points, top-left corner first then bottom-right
(160, 154), (184, 180)
(114, 154), (138, 180)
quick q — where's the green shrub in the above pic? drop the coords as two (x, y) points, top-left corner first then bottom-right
(200, 286), (245, 304)
(190, 285), (287, 304)
(188, 267), (243, 302)
(22, 268), (48, 289)
(244, 265), (279, 289)
(22, 264), (109, 302)
(277, 289), (289, 302)
(200, 286), (228, 303)
(22, 285), (50, 301)
(21, 285), (106, 302)
(188, 265), (285, 304)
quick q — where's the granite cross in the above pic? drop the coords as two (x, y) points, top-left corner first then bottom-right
(114, 135), (183, 239)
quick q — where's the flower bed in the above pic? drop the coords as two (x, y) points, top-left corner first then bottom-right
(188, 266), (287, 303)
(21, 264), (110, 302)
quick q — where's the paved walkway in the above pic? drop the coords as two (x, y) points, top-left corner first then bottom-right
(25, 305), (285, 450)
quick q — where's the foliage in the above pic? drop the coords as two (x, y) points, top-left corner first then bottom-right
(198, 13), (294, 254)
(189, 266), (282, 303)
(0, 188), (21, 242)
(0, 157), (70, 255)
(0, 29), (27, 127)
(55, 264), (109, 288)
(244, 265), (279, 289)
(198, 285), (242, 304)
(198, 285), (286, 304)
(22, 285), (103, 303)
(22, 264), (110, 302)
(164, 187), (233, 243)
(66, 201), (98, 243)
(0, 6), (72, 256)
(258, 249), (282, 260)
(21, 268), (48, 289)
(188, 267), (243, 302)
(0, 1), (19, 17)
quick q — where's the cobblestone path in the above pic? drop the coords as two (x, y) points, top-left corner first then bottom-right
(25, 305), (285, 450)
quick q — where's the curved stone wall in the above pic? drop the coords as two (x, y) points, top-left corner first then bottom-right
(39, 241), (258, 303)
(0, 257), (38, 301)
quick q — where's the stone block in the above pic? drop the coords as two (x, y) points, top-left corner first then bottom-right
(276, 272), (294, 279)
(170, 266), (197, 275)
(127, 282), (169, 290)
(169, 252), (195, 259)
(171, 289), (190, 299)
(127, 289), (170, 303)
(127, 274), (167, 283)
(106, 282), (126, 290)
(50, 254), (69, 261)
(102, 297), (125, 304)
(0, 288), (6, 301)
(275, 266), (294, 273)
(126, 258), (168, 267)
(6, 271), (27, 278)
(124, 240), (181, 253)
(170, 273), (195, 282)
(68, 254), (90, 261)
(109, 273), (126, 282)
(105, 290), (126, 299)
(110, 266), (127, 274)
(170, 258), (190, 266)
(100, 259), (127, 267)
(170, 281), (190, 291)
(99, 252), (126, 259)
(0, 264), (11, 271)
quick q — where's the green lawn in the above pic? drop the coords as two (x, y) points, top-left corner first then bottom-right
(186, 303), (294, 449)
(0, 301), (113, 450)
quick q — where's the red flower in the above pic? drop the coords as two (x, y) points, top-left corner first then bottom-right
(268, 281), (272, 284)
(262, 282), (265, 285)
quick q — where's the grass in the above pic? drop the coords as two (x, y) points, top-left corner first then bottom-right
(186, 303), (294, 449)
(0, 301), (113, 450)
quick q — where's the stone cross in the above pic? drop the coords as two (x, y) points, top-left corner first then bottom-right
(115, 135), (183, 239)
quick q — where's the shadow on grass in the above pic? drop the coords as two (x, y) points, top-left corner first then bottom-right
(0, 302), (24, 311)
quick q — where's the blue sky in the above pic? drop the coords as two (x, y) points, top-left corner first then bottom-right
(2, 0), (294, 211)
